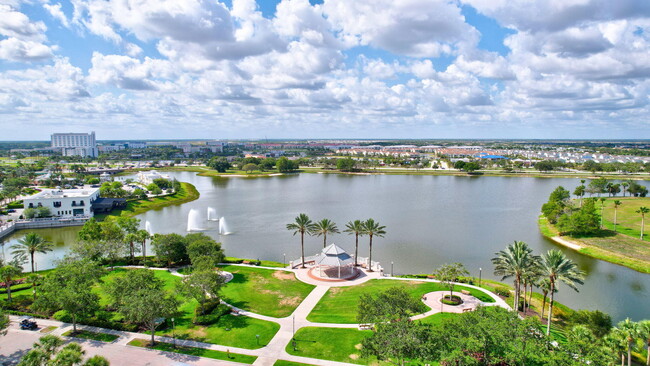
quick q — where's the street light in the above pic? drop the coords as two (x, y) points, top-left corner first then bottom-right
(391, 261), (394, 277)
(479, 267), (482, 288)
(171, 318), (175, 348)
(283, 253), (286, 267)
(256, 334), (260, 346)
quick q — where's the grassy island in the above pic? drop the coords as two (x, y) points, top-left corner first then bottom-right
(97, 181), (199, 219)
(538, 197), (650, 274)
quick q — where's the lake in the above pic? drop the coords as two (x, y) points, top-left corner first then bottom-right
(3, 171), (649, 322)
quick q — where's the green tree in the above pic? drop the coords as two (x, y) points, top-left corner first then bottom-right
(492, 241), (536, 312)
(344, 220), (366, 267)
(568, 309), (613, 338)
(638, 320), (650, 366)
(637, 206), (649, 240)
(11, 232), (53, 273)
(259, 157), (276, 171)
(0, 310), (9, 336)
(207, 157), (231, 173)
(557, 198), (600, 236)
(0, 260), (23, 302)
(462, 161), (480, 173)
(313, 219), (339, 248)
(17, 335), (108, 366)
(179, 267), (224, 314)
(242, 163), (258, 173)
(574, 184), (586, 207)
(115, 280), (179, 345)
(599, 197), (607, 229)
(534, 160), (554, 172)
(540, 249), (585, 335)
(613, 200), (622, 232)
(185, 233), (224, 267)
(588, 177), (609, 197)
(433, 263), (469, 299)
(361, 319), (431, 366)
(34, 259), (104, 332)
(286, 214), (316, 269)
(357, 287), (426, 324)
(151, 233), (188, 266)
(336, 157), (357, 172)
(276, 156), (298, 173)
(363, 219), (386, 272)
(617, 318), (640, 366)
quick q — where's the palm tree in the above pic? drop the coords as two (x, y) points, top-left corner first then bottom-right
(522, 259), (541, 314)
(604, 328), (628, 366)
(12, 232), (53, 273)
(622, 182), (629, 197)
(638, 320), (650, 366)
(0, 262), (23, 302)
(344, 220), (366, 267)
(599, 198), (607, 229)
(135, 229), (151, 264)
(537, 277), (556, 321)
(314, 219), (339, 248)
(617, 318), (640, 366)
(540, 249), (585, 335)
(613, 200), (622, 232)
(286, 214), (316, 268)
(491, 241), (535, 312)
(637, 207), (649, 240)
(362, 219), (386, 272)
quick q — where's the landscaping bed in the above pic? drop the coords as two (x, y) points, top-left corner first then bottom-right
(62, 329), (119, 342)
(127, 338), (257, 364)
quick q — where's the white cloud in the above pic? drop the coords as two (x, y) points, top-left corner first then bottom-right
(0, 4), (55, 61)
(43, 2), (70, 28)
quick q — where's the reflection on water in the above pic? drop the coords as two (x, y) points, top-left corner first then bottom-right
(2, 171), (649, 322)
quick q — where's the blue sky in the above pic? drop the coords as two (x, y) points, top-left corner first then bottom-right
(1, 0), (649, 140)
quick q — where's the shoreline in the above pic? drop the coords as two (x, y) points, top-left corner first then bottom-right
(538, 216), (650, 274)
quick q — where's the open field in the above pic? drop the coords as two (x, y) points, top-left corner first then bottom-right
(307, 279), (494, 324)
(218, 265), (315, 318)
(285, 327), (375, 365)
(600, 196), (650, 240)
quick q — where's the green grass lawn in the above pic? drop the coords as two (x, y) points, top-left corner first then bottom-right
(62, 329), (119, 342)
(273, 360), (317, 366)
(307, 279), (494, 324)
(415, 312), (457, 325)
(128, 338), (257, 364)
(218, 265), (315, 318)
(285, 327), (375, 365)
(601, 196), (650, 239)
(95, 268), (280, 349)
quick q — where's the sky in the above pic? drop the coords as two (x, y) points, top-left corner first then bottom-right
(1, 0), (650, 140)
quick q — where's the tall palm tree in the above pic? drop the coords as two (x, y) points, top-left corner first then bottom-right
(613, 200), (622, 232)
(135, 229), (151, 264)
(491, 241), (535, 312)
(604, 328), (628, 366)
(12, 232), (53, 273)
(286, 214), (316, 268)
(637, 207), (649, 240)
(637, 320), (650, 366)
(537, 277), (555, 321)
(363, 219), (386, 272)
(540, 249), (585, 335)
(522, 259), (541, 314)
(314, 219), (339, 248)
(617, 318), (640, 366)
(622, 182), (629, 197)
(599, 198), (607, 229)
(344, 220), (366, 267)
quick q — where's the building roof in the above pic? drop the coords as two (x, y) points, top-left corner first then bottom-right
(25, 188), (99, 200)
(315, 244), (354, 267)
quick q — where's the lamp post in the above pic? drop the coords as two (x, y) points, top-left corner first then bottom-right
(292, 314), (296, 351)
(171, 318), (175, 348)
(479, 267), (482, 288)
(391, 261), (394, 277)
(283, 253), (286, 267)
(256, 334), (260, 346)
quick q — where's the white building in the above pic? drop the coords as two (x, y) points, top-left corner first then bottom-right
(51, 132), (98, 157)
(137, 170), (170, 185)
(23, 188), (100, 217)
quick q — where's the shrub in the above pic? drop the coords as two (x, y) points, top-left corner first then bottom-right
(192, 303), (231, 325)
(441, 295), (463, 306)
(494, 287), (510, 297)
(53, 310), (73, 323)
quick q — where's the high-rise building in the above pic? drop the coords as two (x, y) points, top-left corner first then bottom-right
(51, 132), (98, 157)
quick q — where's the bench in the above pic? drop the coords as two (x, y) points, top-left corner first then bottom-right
(462, 308), (473, 313)
(358, 324), (373, 330)
(231, 309), (240, 316)
(461, 290), (470, 295)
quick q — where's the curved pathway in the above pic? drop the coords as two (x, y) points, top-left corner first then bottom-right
(2, 264), (510, 366)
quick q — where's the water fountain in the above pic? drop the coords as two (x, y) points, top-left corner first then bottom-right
(207, 207), (218, 221)
(145, 220), (152, 235)
(187, 209), (204, 231)
(218, 217), (231, 235)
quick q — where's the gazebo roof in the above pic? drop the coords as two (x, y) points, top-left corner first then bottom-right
(315, 244), (354, 267)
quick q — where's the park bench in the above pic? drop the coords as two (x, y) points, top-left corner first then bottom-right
(461, 290), (470, 295)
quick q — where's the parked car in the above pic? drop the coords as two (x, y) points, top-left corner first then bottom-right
(19, 317), (37, 330)
(6, 209), (16, 213)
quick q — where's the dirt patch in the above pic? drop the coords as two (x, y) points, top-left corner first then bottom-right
(354, 343), (363, 350)
(349, 354), (359, 360)
(278, 296), (301, 307)
(187, 327), (207, 339)
(406, 280), (425, 285)
(329, 287), (344, 294)
(272, 271), (295, 281)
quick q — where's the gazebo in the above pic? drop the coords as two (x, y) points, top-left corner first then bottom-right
(313, 244), (356, 279)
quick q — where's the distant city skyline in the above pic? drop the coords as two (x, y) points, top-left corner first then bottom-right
(1, 0), (649, 140)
